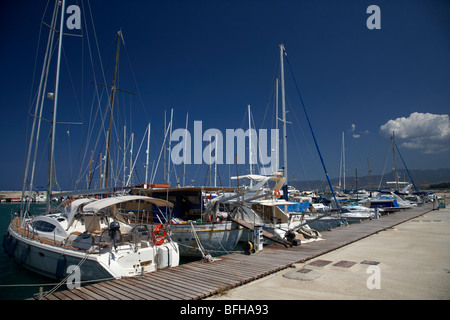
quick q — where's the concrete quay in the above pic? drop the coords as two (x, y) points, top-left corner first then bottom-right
(206, 206), (450, 300)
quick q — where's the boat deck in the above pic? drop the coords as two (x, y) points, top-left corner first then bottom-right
(35, 203), (434, 300)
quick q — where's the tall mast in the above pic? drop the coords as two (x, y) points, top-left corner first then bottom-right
(129, 132), (134, 186)
(214, 133), (218, 187)
(183, 112), (188, 187)
(46, 0), (66, 211)
(104, 30), (122, 189)
(343, 131), (346, 191)
(123, 125), (127, 186)
(248, 104), (253, 187)
(22, 1), (59, 217)
(275, 77), (279, 173)
(163, 110), (167, 183)
(167, 108), (173, 185)
(391, 131), (399, 190)
(209, 135), (212, 186)
(88, 150), (94, 189)
(280, 44), (288, 185)
(145, 123), (151, 185)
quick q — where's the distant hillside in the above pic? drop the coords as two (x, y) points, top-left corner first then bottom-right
(291, 168), (450, 191)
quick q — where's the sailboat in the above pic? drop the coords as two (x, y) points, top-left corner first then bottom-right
(4, 196), (179, 281)
(213, 46), (326, 246)
(127, 108), (243, 258)
(3, 0), (179, 284)
(228, 173), (310, 244)
(130, 185), (244, 258)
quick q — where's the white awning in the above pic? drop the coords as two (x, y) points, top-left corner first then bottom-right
(231, 173), (284, 182)
(83, 195), (173, 213)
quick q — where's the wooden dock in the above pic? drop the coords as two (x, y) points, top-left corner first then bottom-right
(36, 204), (434, 300)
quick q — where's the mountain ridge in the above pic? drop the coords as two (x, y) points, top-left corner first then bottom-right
(291, 168), (450, 191)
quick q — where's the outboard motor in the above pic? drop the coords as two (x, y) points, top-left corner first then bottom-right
(285, 230), (299, 246)
(108, 221), (120, 250)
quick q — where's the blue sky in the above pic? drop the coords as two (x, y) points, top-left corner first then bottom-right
(0, 0), (449, 191)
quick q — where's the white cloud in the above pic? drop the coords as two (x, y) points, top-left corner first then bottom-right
(380, 112), (450, 153)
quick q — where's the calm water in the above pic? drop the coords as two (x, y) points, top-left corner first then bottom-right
(0, 203), (57, 300)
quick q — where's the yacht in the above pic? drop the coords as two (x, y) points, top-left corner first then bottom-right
(3, 196), (179, 281)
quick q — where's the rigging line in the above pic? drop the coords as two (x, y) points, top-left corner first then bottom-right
(259, 72), (277, 131)
(394, 141), (419, 193)
(81, 89), (112, 186)
(286, 94), (317, 187)
(76, 0), (108, 183)
(42, 251), (91, 299)
(283, 51), (340, 208)
(81, 2), (115, 160)
(122, 38), (149, 124)
(0, 276), (116, 288)
(86, 0), (108, 86)
(22, 1), (60, 214)
(171, 158), (179, 185)
(61, 45), (82, 121)
(126, 126), (148, 186)
(250, 107), (267, 175)
(75, 92), (105, 186)
(286, 100), (312, 188)
(150, 121), (172, 184)
(378, 143), (391, 190)
(87, 138), (105, 189)
(27, 0), (49, 115)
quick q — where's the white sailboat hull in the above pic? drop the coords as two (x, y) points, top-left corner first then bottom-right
(5, 220), (179, 282)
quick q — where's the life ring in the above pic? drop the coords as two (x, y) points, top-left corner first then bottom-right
(274, 190), (281, 198)
(152, 224), (167, 246)
(63, 199), (73, 207)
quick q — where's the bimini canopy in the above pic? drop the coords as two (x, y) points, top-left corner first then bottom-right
(83, 195), (173, 214)
(63, 198), (96, 226)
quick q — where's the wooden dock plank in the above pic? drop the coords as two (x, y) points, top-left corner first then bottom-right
(75, 287), (108, 300)
(153, 269), (223, 296)
(185, 260), (261, 280)
(174, 265), (239, 286)
(42, 292), (61, 300)
(203, 258), (284, 277)
(80, 284), (121, 300)
(111, 278), (161, 300)
(154, 265), (226, 290)
(140, 273), (208, 299)
(63, 287), (99, 300)
(141, 278), (199, 299)
(128, 276), (193, 300)
(40, 204), (432, 300)
(50, 291), (76, 300)
(106, 279), (156, 300)
(89, 282), (134, 300)
(155, 268), (219, 292)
